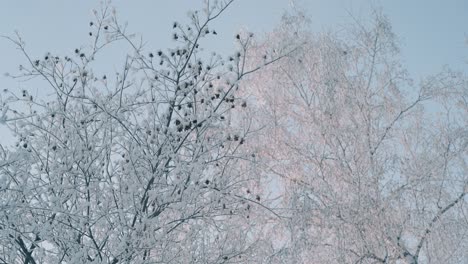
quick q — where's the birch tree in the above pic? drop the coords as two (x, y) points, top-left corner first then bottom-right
(246, 11), (468, 264)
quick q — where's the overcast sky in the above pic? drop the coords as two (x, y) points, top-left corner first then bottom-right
(0, 0), (466, 145)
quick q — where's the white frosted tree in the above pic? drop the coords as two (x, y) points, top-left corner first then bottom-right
(0, 1), (286, 263)
(245, 11), (468, 264)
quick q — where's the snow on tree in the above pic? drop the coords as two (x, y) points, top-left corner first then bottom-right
(244, 11), (468, 264)
(0, 1), (288, 263)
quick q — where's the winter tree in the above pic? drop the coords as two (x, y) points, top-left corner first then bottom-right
(245, 11), (468, 264)
(0, 1), (287, 263)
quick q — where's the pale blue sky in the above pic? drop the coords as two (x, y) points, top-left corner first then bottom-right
(0, 0), (467, 145)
